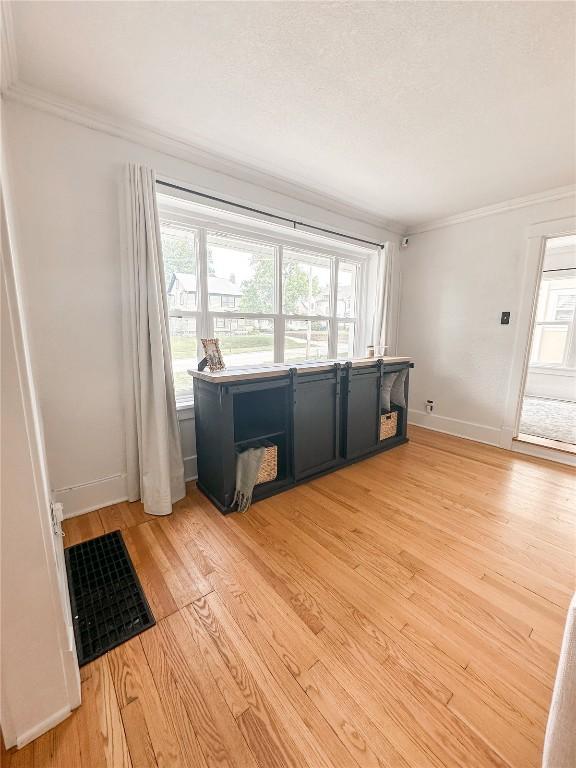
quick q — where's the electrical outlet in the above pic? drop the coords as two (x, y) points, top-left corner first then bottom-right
(426, 399), (434, 414)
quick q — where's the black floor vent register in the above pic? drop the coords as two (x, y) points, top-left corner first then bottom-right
(65, 530), (155, 666)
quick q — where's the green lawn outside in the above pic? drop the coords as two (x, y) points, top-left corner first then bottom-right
(171, 333), (318, 358)
(172, 331), (344, 396)
(171, 331), (339, 396)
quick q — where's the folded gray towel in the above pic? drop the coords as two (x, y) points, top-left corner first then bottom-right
(233, 446), (266, 512)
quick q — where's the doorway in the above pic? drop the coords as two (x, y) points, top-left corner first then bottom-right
(516, 234), (576, 453)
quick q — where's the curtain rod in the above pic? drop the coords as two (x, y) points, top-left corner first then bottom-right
(156, 180), (384, 249)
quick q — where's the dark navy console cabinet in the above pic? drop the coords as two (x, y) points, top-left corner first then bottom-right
(191, 358), (413, 514)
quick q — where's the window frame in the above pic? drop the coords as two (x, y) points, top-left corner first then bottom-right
(158, 196), (371, 403)
(530, 269), (576, 370)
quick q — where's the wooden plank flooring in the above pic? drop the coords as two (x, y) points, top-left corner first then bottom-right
(4, 426), (575, 768)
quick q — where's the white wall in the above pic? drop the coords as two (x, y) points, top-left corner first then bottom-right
(399, 196), (576, 445)
(524, 368), (575, 401)
(3, 99), (397, 516)
(1, 171), (80, 747)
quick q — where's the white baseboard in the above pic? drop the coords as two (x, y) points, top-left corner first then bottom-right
(12, 705), (71, 750)
(53, 474), (128, 519)
(55, 459), (198, 519)
(499, 426), (515, 449)
(409, 410), (576, 467)
(54, 411), (197, 518)
(408, 409), (501, 447)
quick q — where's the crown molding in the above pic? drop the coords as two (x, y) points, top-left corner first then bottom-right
(4, 77), (572, 239)
(2, 80), (405, 234)
(406, 184), (576, 235)
(0, 1), (18, 93)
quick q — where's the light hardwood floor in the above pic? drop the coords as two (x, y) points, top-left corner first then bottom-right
(3, 426), (575, 768)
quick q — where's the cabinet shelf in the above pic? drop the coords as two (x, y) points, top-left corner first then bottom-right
(233, 386), (289, 445)
(234, 430), (285, 447)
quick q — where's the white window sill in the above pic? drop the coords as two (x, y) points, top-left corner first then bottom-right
(176, 397), (195, 420)
(528, 365), (576, 376)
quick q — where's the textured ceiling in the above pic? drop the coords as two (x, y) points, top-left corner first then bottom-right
(9, 1), (576, 226)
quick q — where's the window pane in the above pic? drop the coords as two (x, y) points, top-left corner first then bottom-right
(555, 293), (576, 322)
(169, 316), (198, 397)
(530, 324), (568, 365)
(283, 250), (331, 316)
(207, 233), (275, 313)
(284, 320), (329, 363)
(337, 321), (355, 358)
(537, 276), (576, 322)
(216, 318), (274, 367)
(161, 226), (198, 311)
(337, 262), (357, 318)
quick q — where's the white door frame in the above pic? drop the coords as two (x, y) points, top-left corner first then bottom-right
(1, 175), (81, 747)
(500, 215), (576, 450)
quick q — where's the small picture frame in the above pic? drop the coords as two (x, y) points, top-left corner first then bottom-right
(201, 338), (226, 372)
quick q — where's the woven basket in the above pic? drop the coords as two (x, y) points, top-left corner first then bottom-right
(256, 442), (278, 485)
(380, 411), (398, 441)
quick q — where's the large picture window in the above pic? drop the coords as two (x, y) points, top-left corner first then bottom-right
(158, 196), (368, 401)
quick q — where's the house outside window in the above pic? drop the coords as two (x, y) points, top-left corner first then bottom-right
(158, 195), (370, 402)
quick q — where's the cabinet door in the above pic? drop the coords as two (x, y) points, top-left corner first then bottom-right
(293, 374), (340, 479)
(345, 369), (380, 459)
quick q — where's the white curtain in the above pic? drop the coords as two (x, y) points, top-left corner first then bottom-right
(121, 164), (185, 516)
(371, 241), (397, 354)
